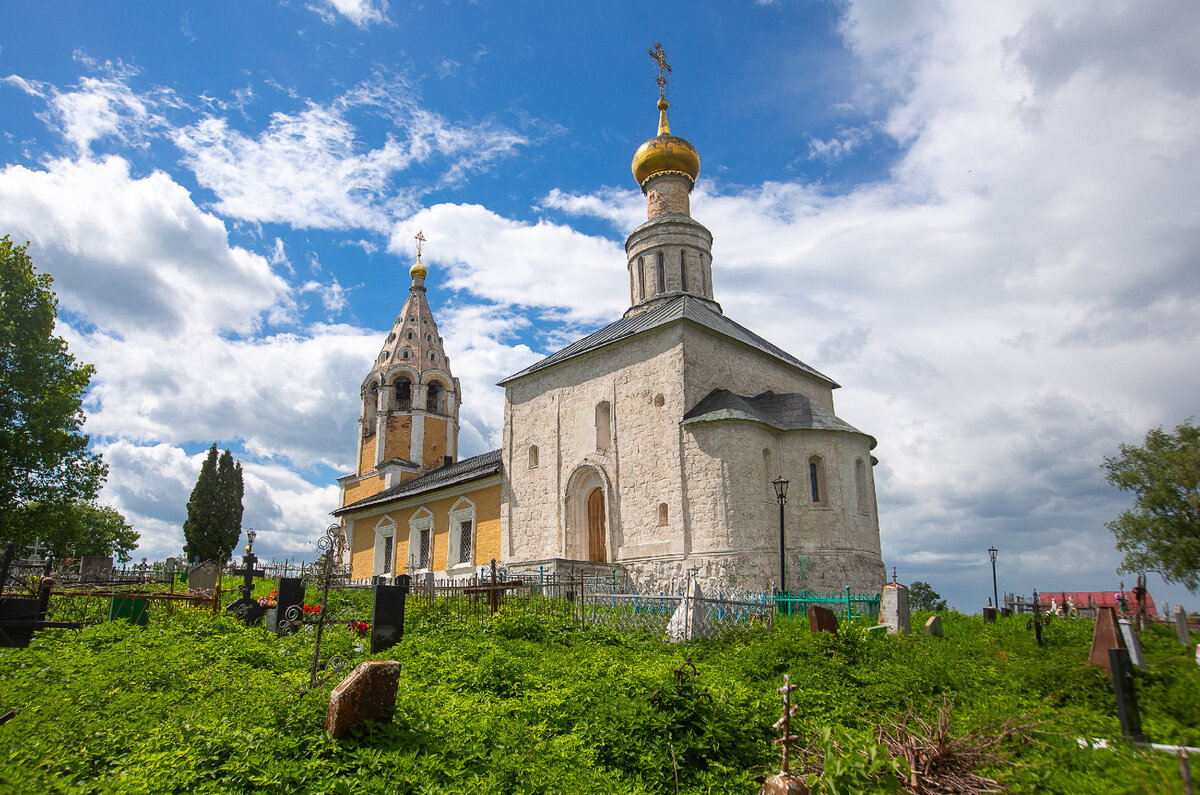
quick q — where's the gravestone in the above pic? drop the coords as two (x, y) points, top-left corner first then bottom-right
(80, 556), (112, 583)
(807, 605), (838, 635)
(371, 576), (409, 653)
(880, 583), (910, 635)
(188, 561), (220, 594)
(982, 606), (997, 623)
(1176, 606), (1191, 646)
(1108, 648), (1148, 742)
(164, 557), (177, 580)
(326, 660), (402, 740)
(1088, 606), (1127, 675)
(274, 577), (306, 636)
(1000, 608), (1012, 618)
(924, 615), (944, 638)
(666, 579), (714, 643)
(1117, 619), (1146, 670)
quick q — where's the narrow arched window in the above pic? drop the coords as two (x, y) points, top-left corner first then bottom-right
(427, 381), (443, 414)
(393, 376), (412, 410)
(406, 331), (413, 340)
(429, 350), (437, 362)
(658, 503), (669, 526)
(855, 458), (870, 514)
(638, 256), (645, 300)
(595, 401), (611, 450)
(763, 448), (773, 498)
(528, 445), (539, 468)
(809, 455), (827, 506)
(401, 348), (411, 359)
(679, 250), (687, 292)
(657, 252), (665, 294)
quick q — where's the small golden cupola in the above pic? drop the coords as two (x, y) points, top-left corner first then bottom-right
(624, 44), (719, 318)
(631, 43), (701, 220)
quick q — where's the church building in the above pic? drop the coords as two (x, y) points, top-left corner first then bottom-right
(333, 61), (886, 596)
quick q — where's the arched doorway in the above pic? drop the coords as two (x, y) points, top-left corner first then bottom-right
(587, 487), (607, 562)
(565, 466), (610, 562)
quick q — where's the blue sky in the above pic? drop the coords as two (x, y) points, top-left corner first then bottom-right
(2, 0), (1198, 613)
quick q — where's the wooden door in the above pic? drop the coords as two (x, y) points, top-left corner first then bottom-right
(587, 487), (607, 562)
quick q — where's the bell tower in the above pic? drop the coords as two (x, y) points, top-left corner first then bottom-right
(626, 43), (719, 317)
(352, 232), (462, 493)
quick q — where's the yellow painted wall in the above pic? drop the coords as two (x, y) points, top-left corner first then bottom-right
(383, 415), (413, 462)
(357, 434), (374, 476)
(342, 473), (386, 507)
(423, 416), (447, 469)
(345, 480), (502, 580)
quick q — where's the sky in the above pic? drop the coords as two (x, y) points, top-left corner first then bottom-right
(2, 0), (1197, 613)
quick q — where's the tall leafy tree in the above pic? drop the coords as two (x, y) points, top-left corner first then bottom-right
(0, 236), (106, 546)
(182, 444), (244, 563)
(1102, 420), (1200, 592)
(908, 580), (948, 612)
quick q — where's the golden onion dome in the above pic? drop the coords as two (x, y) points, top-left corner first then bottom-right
(409, 260), (427, 279)
(632, 97), (700, 188)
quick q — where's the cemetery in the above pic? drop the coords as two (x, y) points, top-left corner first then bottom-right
(1, 534), (1198, 793)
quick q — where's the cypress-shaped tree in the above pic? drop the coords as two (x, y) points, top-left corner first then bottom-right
(215, 449), (244, 560)
(182, 445), (244, 564)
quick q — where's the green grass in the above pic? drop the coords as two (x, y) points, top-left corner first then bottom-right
(0, 599), (1196, 793)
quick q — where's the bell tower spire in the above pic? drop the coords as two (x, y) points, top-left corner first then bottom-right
(351, 232), (462, 492)
(626, 44), (719, 317)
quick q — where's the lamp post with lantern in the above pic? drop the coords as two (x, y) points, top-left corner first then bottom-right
(987, 546), (999, 611)
(773, 476), (790, 594)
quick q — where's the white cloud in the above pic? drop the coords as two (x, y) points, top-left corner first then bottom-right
(390, 204), (630, 325)
(306, 0), (390, 29)
(0, 156), (292, 335)
(174, 79), (528, 231)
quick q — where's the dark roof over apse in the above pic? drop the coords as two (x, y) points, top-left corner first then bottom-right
(683, 388), (876, 448)
(498, 295), (837, 388)
(334, 449), (503, 516)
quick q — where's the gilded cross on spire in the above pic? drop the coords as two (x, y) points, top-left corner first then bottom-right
(414, 230), (426, 263)
(648, 42), (671, 101)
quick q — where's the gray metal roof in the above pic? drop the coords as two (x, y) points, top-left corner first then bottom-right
(683, 388), (875, 447)
(497, 295), (837, 387)
(333, 449), (503, 516)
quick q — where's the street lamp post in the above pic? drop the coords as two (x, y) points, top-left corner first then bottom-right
(772, 476), (790, 594)
(987, 546), (999, 611)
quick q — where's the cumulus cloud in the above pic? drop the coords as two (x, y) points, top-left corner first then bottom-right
(0, 156), (292, 335)
(390, 204), (630, 325)
(305, 0), (390, 29)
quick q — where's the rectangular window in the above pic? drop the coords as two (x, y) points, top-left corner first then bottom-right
(638, 257), (645, 300)
(382, 536), (393, 575)
(458, 520), (473, 565)
(680, 250), (687, 291)
(657, 252), (665, 294)
(419, 529), (431, 569)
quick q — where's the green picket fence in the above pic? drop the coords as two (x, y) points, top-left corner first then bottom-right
(756, 586), (881, 621)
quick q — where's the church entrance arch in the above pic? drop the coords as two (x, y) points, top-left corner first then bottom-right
(564, 465), (611, 562)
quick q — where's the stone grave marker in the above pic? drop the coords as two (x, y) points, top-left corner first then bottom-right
(80, 556), (112, 583)
(1117, 619), (1147, 670)
(188, 560), (220, 594)
(1088, 606), (1127, 675)
(880, 582), (910, 635)
(807, 605), (838, 635)
(924, 614), (944, 638)
(1176, 606), (1191, 646)
(371, 576), (409, 653)
(666, 579), (714, 643)
(164, 557), (177, 580)
(326, 660), (402, 740)
(982, 606), (998, 623)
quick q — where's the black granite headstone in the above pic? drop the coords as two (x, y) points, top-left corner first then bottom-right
(982, 606), (998, 623)
(371, 575), (409, 653)
(1108, 648), (1148, 743)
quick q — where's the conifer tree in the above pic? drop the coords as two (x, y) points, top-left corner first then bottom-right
(183, 444), (243, 563)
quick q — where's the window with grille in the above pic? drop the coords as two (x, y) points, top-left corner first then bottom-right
(382, 536), (393, 574)
(419, 528), (431, 569)
(458, 520), (473, 565)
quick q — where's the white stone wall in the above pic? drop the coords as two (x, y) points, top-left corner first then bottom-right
(500, 316), (885, 597)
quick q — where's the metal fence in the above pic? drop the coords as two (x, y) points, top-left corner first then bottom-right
(763, 587), (882, 622)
